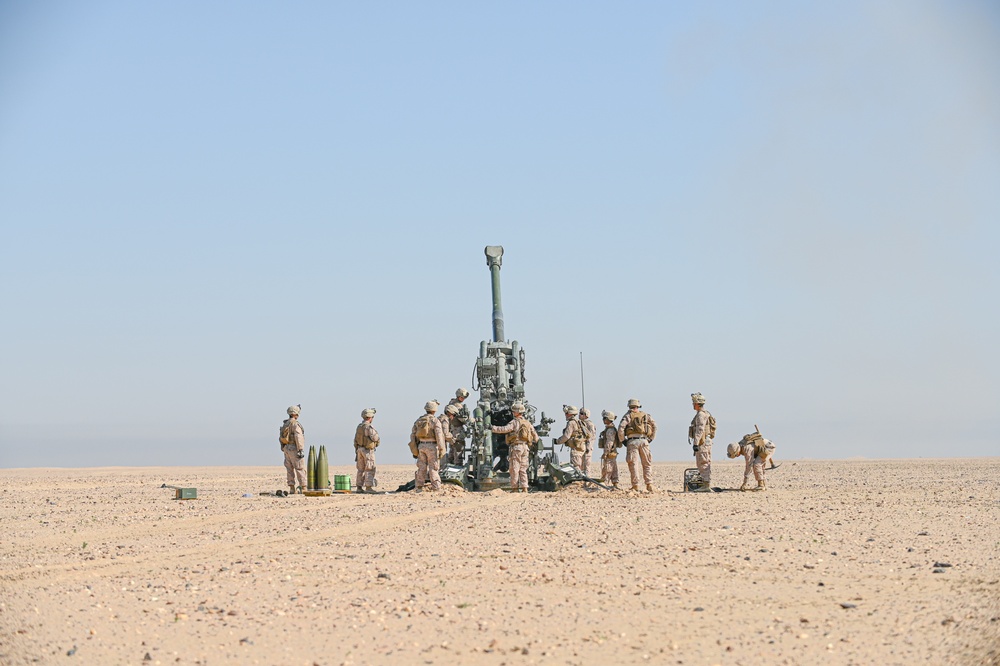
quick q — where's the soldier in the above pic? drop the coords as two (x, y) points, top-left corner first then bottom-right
(598, 410), (622, 488)
(279, 405), (306, 494)
(617, 398), (657, 492)
(688, 392), (716, 492)
(410, 400), (446, 492)
(446, 388), (471, 465)
(440, 404), (458, 464)
(353, 408), (379, 493)
(579, 408), (597, 479)
(556, 405), (589, 470)
(490, 402), (539, 492)
(727, 431), (776, 491)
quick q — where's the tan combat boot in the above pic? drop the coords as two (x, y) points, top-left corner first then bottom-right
(630, 484), (640, 492)
(288, 485), (296, 496)
(646, 484), (656, 492)
(756, 481), (766, 491)
(364, 486), (373, 493)
(739, 483), (749, 492)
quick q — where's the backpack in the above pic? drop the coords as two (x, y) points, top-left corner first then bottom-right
(688, 411), (716, 443)
(625, 411), (652, 438)
(569, 420), (589, 451)
(279, 420), (295, 447)
(517, 418), (536, 443)
(415, 414), (437, 440)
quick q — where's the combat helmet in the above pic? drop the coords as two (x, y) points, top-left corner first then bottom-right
(361, 408), (376, 419)
(456, 388), (470, 399)
(691, 392), (706, 405)
(287, 404), (301, 416)
(627, 398), (641, 408)
(511, 402), (525, 413)
(444, 404), (459, 415)
(601, 410), (616, 422)
(727, 442), (741, 458)
(424, 400), (440, 412)
(563, 404), (579, 415)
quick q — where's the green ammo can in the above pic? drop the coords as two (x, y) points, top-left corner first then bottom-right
(334, 475), (351, 491)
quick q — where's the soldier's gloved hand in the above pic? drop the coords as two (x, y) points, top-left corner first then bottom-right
(297, 450), (305, 459)
(692, 445), (699, 453)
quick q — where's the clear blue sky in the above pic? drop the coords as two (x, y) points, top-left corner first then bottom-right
(1, 1), (997, 467)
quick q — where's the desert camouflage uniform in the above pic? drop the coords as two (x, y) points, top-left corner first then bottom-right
(492, 416), (539, 491)
(557, 417), (588, 469)
(446, 397), (470, 465)
(410, 414), (446, 491)
(618, 411), (657, 488)
(281, 418), (307, 489)
(580, 416), (597, 478)
(690, 409), (713, 486)
(353, 421), (379, 490)
(598, 425), (621, 485)
(439, 413), (454, 464)
(739, 438), (775, 486)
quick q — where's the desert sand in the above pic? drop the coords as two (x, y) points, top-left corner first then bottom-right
(0, 459), (997, 665)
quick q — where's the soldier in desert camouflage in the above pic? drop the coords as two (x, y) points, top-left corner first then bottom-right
(446, 388), (471, 465)
(598, 410), (622, 488)
(579, 408), (597, 479)
(689, 392), (715, 492)
(490, 402), (539, 492)
(727, 430), (777, 491)
(617, 398), (657, 492)
(353, 408), (379, 493)
(410, 401), (446, 492)
(556, 405), (589, 470)
(440, 404), (458, 464)
(280, 405), (307, 494)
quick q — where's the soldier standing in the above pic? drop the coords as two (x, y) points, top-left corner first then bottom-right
(280, 405), (306, 494)
(617, 398), (657, 492)
(490, 402), (539, 492)
(556, 405), (589, 470)
(727, 430), (776, 491)
(410, 400), (446, 491)
(598, 410), (622, 488)
(579, 408), (597, 479)
(440, 404), (458, 464)
(446, 388), (471, 465)
(353, 408), (379, 493)
(689, 392), (715, 492)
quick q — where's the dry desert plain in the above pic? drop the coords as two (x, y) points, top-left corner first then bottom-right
(1, 459), (998, 666)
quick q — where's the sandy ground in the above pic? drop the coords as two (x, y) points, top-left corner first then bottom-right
(0, 459), (997, 666)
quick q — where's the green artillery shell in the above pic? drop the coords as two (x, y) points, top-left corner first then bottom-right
(316, 446), (329, 489)
(307, 445), (317, 490)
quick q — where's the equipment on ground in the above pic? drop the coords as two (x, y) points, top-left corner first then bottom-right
(160, 484), (197, 500)
(683, 468), (708, 492)
(546, 460), (611, 490)
(302, 445), (332, 496)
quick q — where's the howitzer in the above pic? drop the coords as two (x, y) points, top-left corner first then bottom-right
(448, 246), (558, 491)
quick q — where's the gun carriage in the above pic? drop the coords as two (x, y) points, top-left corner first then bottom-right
(440, 246), (559, 491)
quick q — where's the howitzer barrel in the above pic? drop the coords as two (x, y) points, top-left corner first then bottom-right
(485, 245), (504, 342)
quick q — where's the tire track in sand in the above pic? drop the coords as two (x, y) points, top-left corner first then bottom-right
(0, 493), (517, 585)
